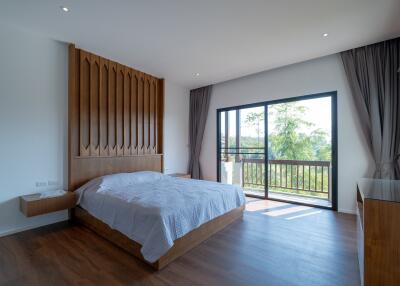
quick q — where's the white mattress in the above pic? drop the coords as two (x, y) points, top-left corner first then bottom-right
(76, 172), (245, 263)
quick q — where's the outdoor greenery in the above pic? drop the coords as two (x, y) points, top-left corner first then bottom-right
(269, 103), (331, 161)
(223, 102), (331, 160)
(221, 102), (332, 199)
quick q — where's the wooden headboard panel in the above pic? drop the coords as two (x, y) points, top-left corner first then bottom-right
(68, 44), (164, 191)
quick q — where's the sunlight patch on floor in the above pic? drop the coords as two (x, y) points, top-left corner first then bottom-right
(245, 198), (288, 212)
(245, 197), (325, 220)
(285, 210), (322, 220)
(262, 205), (312, 217)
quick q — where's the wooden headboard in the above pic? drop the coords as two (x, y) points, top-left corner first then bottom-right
(68, 44), (164, 191)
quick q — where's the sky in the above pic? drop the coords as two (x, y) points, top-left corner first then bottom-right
(221, 96), (332, 139)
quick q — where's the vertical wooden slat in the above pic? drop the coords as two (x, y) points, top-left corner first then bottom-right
(150, 80), (156, 154)
(90, 54), (100, 156)
(99, 58), (109, 156)
(108, 62), (117, 156)
(123, 67), (131, 155)
(131, 72), (138, 155)
(79, 51), (90, 157)
(154, 79), (158, 154)
(157, 79), (164, 155)
(116, 64), (124, 156)
(68, 44), (79, 189)
(143, 76), (150, 154)
(137, 73), (144, 155)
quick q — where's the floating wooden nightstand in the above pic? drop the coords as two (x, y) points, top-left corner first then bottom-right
(168, 173), (191, 179)
(20, 191), (76, 217)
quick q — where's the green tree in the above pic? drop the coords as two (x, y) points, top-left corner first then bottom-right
(244, 111), (264, 147)
(229, 102), (331, 161)
(269, 103), (314, 160)
(309, 128), (331, 161)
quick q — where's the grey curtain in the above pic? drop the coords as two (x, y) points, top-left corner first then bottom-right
(341, 37), (400, 179)
(188, 85), (212, 179)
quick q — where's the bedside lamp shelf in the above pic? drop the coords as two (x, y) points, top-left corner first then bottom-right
(167, 173), (191, 179)
(20, 191), (76, 217)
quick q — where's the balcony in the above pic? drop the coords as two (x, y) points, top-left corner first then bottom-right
(221, 158), (332, 207)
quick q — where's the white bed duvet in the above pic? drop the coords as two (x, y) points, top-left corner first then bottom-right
(76, 172), (245, 263)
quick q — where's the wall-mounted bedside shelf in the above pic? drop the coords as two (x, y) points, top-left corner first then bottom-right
(19, 191), (76, 217)
(167, 173), (191, 179)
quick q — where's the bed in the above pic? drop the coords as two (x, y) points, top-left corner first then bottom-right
(68, 45), (245, 270)
(72, 171), (245, 269)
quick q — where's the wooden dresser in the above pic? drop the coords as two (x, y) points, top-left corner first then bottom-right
(357, 179), (400, 286)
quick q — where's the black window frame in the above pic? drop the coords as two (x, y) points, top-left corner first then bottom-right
(216, 91), (338, 211)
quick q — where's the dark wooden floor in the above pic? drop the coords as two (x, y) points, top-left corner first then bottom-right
(0, 199), (360, 286)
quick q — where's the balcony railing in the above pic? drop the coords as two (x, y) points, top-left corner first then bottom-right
(242, 158), (331, 200)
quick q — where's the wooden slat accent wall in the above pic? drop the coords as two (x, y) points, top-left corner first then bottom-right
(68, 44), (164, 190)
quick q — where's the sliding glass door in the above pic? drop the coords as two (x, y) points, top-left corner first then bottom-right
(217, 92), (337, 210)
(267, 96), (333, 208)
(218, 106), (266, 198)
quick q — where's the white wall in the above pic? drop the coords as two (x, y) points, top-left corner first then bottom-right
(0, 25), (190, 236)
(0, 25), (68, 236)
(201, 54), (374, 213)
(164, 81), (190, 174)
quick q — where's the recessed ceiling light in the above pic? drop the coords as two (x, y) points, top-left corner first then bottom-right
(194, 73), (200, 77)
(61, 6), (69, 12)
(323, 33), (329, 37)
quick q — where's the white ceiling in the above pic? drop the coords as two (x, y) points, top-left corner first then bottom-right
(1, 0), (399, 89)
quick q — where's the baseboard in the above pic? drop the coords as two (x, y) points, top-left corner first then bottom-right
(0, 217), (67, 238)
(338, 208), (356, 215)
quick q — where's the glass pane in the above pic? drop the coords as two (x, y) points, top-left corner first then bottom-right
(240, 106), (265, 149)
(219, 106), (266, 197)
(228, 110), (236, 150)
(267, 97), (332, 207)
(220, 111), (226, 149)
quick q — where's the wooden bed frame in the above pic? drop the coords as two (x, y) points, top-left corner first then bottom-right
(68, 44), (244, 270)
(73, 206), (244, 270)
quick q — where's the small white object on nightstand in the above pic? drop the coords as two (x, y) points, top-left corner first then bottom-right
(39, 189), (66, 198)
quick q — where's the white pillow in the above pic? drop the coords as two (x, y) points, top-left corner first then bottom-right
(99, 171), (164, 190)
(75, 171), (164, 198)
